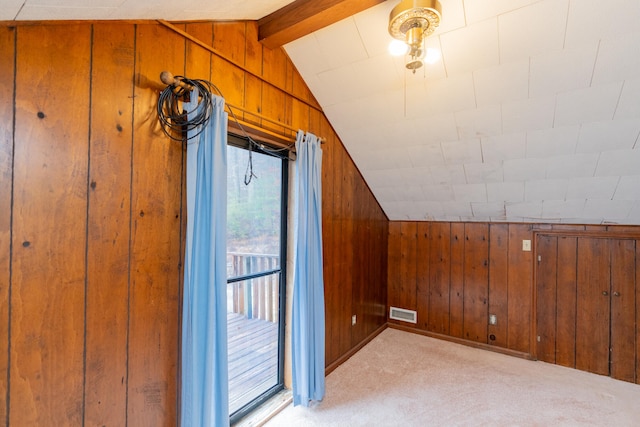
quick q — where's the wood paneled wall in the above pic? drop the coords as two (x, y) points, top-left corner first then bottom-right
(0, 20), (388, 426)
(388, 221), (640, 365)
(388, 222), (534, 354)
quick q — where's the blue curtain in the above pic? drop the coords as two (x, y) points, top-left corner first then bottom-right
(181, 92), (229, 426)
(291, 130), (325, 407)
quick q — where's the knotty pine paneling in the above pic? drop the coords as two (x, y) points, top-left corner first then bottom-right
(449, 223), (465, 339)
(387, 222), (403, 311)
(1, 20), (389, 424)
(536, 235), (557, 363)
(415, 223), (430, 330)
(462, 223), (489, 343)
(506, 224), (533, 353)
(11, 24), (91, 426)
(427, 222), (450, 334)
(575, 238), (611, 376)
(0, 25), (15, 424)
(536, 235), (639, 384)
(555, 236), (577, 368)
(84, 23), (135, 426)
(487, 224), (508, 348)
(128, 23), (185, 426)
(388, 221), (534, 355)
(609, 239), (636, 383)
(399, 222), (418, 311)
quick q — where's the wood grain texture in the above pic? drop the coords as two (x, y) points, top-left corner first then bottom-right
(84, 23), (135, 427)
(338, 148), (354, 357)
(609, 239), (636, 383)
(535, 235), (557, 363)
(415, 223), (430, 329)
(1, 19), (390, 424)
(487, 224), (508, 347)
(258, 0), (385, 48)
(428, 222), (450, 334)
(507, 224), (533, 354)
(575, 238), (610, 376)
(555, 236), (577, 368)
(11, 24), (91, 426)
(0, 25), (15, 425)
(128, 23), (184, 426)
(399, 222), (417, 311)
(449, 223), (465, 339)
(462, 223), (488, 343)
(387, 222), (402, 312)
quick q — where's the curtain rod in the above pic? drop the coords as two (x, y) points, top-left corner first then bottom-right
(160, 71), (324, 144)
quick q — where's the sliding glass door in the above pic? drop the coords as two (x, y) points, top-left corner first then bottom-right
(226, 135), (287, 422)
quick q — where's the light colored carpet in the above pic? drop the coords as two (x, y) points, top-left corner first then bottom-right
(266, 328), (640, 426)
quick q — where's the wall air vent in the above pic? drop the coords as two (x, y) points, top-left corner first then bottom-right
(389, 306), (417, 324)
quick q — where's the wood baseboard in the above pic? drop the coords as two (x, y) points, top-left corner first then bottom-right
(325, 323), (388, 375)
(387, 323), (535, 361)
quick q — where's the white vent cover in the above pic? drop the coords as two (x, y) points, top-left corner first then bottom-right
(389, 306), (417, 323)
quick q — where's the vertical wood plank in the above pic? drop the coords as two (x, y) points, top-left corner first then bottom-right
(243, 74), (262, 123)
(325, 136), (344, 366)
(260, 84), (286, 135)
(488, 224), (508, 347)
(555, 236), (577, 368)
(261, 46), (287, 89)
(415, 222), (430, 330)
(208, 23), (245, 113)
(291, 99), (310, 136)
(399, 222), (417, 310)
(449, 223), (465, 339)
(609, 239), (636, 383)
(428, 222), (450, 334)
(321, 127), (339, 366)
(535, 235), (557, 363)
(11, 24), (91, 426)
(213, 22), (246, 65)
(84, 23), (134, 426)
(128, 23), (183, 426)
(575, 238), (610, 376)
(244, 22), (262, 76)
(387, 222), (402, 313)
(0, 25), (15, 424)
(507, 224), (533, 353)
(338, 150), (354, 356)
(462, 223), (489, 343)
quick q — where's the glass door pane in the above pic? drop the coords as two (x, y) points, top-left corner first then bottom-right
(226, 141), (285, 419)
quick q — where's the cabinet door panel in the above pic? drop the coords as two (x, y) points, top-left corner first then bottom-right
(610, 239), (636, 383)
(555, 237), (577, 368)
(575, 238), (610, 376)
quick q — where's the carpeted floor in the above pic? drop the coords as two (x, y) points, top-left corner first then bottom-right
(266, 328), (640, 426)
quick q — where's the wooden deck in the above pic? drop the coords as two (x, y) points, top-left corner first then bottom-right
(228, 312), (279, 413)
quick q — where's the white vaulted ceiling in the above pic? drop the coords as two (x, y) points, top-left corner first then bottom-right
(284, 0), (640, 224)
(4, 0), (640, 224)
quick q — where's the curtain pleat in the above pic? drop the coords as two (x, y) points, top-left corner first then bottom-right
(292, 130), (325, 407)
(181, 92), (229, 426)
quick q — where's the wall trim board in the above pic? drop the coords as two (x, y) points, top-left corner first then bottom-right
(388, 323), (535, 361)
(325, 323), (387, 376)
(532, 228), (640, 239)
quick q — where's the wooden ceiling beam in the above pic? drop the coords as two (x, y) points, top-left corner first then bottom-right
(258, 0), (385, 49)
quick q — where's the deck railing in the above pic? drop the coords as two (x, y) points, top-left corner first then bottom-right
(227, 252), (280, 323)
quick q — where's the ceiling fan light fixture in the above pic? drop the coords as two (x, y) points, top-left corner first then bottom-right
(388, 0), (442, 72)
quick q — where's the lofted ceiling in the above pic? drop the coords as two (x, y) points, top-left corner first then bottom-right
(4, 0), (640, 225)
